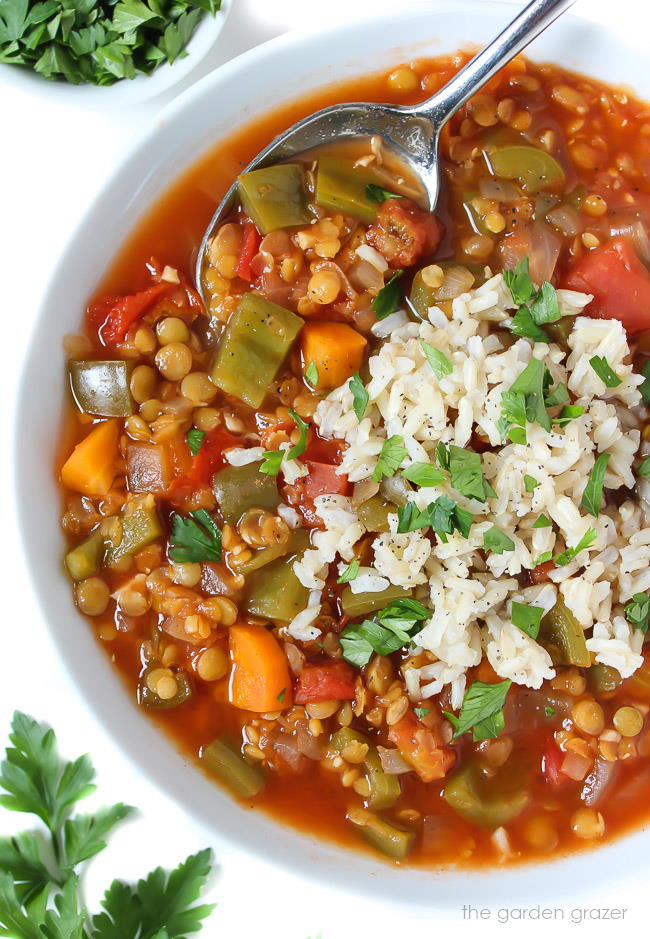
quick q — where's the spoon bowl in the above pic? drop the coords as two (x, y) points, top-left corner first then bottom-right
(196, 0), (575, 298)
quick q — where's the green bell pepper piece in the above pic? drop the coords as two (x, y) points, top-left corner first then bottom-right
(588, 664), (622, 694)
(244, 550), (310, 622)
(444, 763), (528, 828)
(139, 668), (192, 710)
(315, 156), (380, 224)
(238, 164), (311, 235)
(65, 531), (106, 581)
(348, 808), (415, 860)
(238, 530), (310, 576)
(330, 728), (400, 810)
(69, 360), (134, 417)
(341, 583), (411, 619)
(356, 495), (392, 533)
(486, 145), (565, 193)
(539, 598), (590, 667)
(212, 460), (280, 524)
(210, 293), (303, 408)
(543, 316), (574, 346)
(201, 737), (265, 798)
(105, 498), (164, 565)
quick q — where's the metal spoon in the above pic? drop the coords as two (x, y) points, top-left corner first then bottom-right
(196, 0), (575, 297)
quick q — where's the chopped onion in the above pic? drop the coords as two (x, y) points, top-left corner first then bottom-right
(260, 230), (292, 257)
(283, 641), (305, 677)
(560, 749), (592, 782)
(347, 258), (385, 292)
(435, 265), (475, 300)
(581, 757), (618, 807)
(607, 215), (650, 263)
(271, 735), (305, 772)
(377, 746), (412, 774)
(161, 615), (202, 645)
(295, 727), (323, 761)
(478, 177), (521, 203)
(546, 203), (582, 237)
(528, 219), (562, 285)
(380, 474), (411, 507)
(126, 444), (168, 493)
(352, 478), (380, 507)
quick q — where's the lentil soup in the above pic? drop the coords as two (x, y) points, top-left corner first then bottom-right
(59, 51), (650, 868)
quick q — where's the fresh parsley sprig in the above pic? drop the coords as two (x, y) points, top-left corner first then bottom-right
(503, 258), (563, 343)
(349, 372), (369, 422)
(341, 598), (430, 667)
(589, 355), (622, 389)
(169, 509), (221, 563)
(396, 495), (473, 540)
(372, 435), (407, 483)
(625, 593), (650, 633)
(444, 680), (511, 742)
(260, 410), (310, 475)
(372, 270), (404, 320)
(0, 712), (214, 938)
(581, 453), (610, 518)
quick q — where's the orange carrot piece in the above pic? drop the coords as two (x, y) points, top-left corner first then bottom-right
(301, 322), (367, 391)
(60, 419), (119, 496)
(229, 625), (292, 712)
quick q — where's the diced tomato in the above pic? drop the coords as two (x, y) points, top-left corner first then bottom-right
(88, 283), (171, 347)
(294, 661), (357, 703)
(236, 222), (262, 282)
(284, 460), (350, 527)
(542, 740), (569, 787)
(366, 199), (443, 268)
(564, 237), (650, 334)
(529, 560), (555, 585)
(388, 710), (455, 782)
(167, 427), (240, 502)
(302, 432), (345, 465)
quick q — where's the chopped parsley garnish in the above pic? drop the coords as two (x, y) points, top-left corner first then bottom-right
(372, 269), (404, 320)
(397, 496), (473, 541)
(499, 390), (528, 444)
(553, 527), (597, 567)
(420, 340), (453, 380)
(337, 559), (360, 584)
(581, 453), (610, 518)
(445, 679), (511, 742)
(533, 514), (552, 528)
(372, 435), (407, 482)
(0, 0), (220, 86)
(365, 184), (403, 203)
(483, 526), (515, 554)
(436, 441), (450, 471)
(508, 358), (552, 432)
(553, 404), (585, 427)
(340, 598), (430, 667)
(277, 688), (286, 703)
(589, 355), (622, 388)
(503, 259), (562, 342)
(511, 601), (544, 639)
(259, 449), (284, 476)
(524, 474), (539, 493)
(349, 372), (369, 422)
(260, 410), (309, 474)
(544, 382), (569, 408)
(186, 428), (205, 456)
(169, 509), (221, 563)
(401, 462), (446, 487)
(305, 361), (319, 387)
(448, 446), (496, 503)
(625, 593), (650, 634)
(414, 707), (430, 719)
(544, 706), (556, 718)
(639, 361), (650, 405)
(638, 457), (650, 479)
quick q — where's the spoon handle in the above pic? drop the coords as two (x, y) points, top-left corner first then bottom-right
(413, 0), (576, 126)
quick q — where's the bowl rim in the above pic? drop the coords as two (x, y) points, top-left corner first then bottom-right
(0, 0), (230, 107)
(15, 0), (650, 908)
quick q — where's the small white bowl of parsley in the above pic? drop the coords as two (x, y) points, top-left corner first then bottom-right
(0, 0), (229, 105)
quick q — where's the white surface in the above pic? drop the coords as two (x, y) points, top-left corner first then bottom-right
(1, 0), (649, 935)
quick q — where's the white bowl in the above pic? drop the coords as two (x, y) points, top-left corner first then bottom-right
(16, 0), (650, 908)
(0, 0), (230, 108)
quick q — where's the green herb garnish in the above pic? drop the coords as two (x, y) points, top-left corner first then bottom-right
(372, 270), (404, 320)
(639, 361), (650, 405)
(365, 184), (403, 203)
(625, 593), (650, 634)
(305, 361), (319, 387)
(397, 496), (473, 540)
(581, 453), (611, 518)
(287, 408), (309, 460)
(420, 340), (453, 380)
(349, 372), (369, 422)
(483, 526), (515, 555)
(186, 428), (205, 456)
(401, 463), (446, 487)
(337, 559), (360, 584)
(414, 707), (430, 719)
(553, 527), (597, 567)
(259, 449), (284, 476)
(341, 598), (429, 668)
(638, 457), (650, 479)
(503, 258), (562, 342)
(533, 514), (552, 528)
(523, 474), (538, 493)
(449, 445), (496, 503)
(0, 0), (220, 86)
(553, 404), (585, 427)
(590, 355), (622, 388)
(511, 601), (544, 639)
(169, 509), (221, 562)
(0, 712), (214, 937)
(445, 680), (511, 742)
(544, 706), (556, 718)
(372, 435), (407, 482)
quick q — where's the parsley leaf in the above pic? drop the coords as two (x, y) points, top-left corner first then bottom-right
(349, 372), (369, 422)
(511, 601), (544, 639)
(483, 526), (515, 554)
(508, 359), (552, 431)
(340, 598), (429, 668)
(337, 560), (360, 584)
(444, 680), (511, 741)
(510, 307), (549, 343)
(589, 355), (622, 388)
(503, 259), (561, 342)
(286, 408), (309, 461)
(372, 270), (404, 320)
(625, 593), (650, 634)
(638, 457), (650, 479)
(544, 382), (569, 408)
(420, 340), (453, 380)
(305, 361), (319, 387)
(524, 474), (538, 493)
(449, 445), (495, 503)
(414, 707), (429, 719)
(277, 688), (286, 703)
(553, 527), (597, 567)
(529, 280), (561, 325)
(581, 453), (610, 518)
(401, 463), (446, 487)
(186, 428), (205, 456)
(436, 441), (450, 471)
(397, 496), (473, 540)
(533, 514), (552, 528)
(503, 258), (536, 306)
(639, 361), (650, 405)
(553, 404), (585, 427)
(544, 706), (556, 718)
(259, 449), (284, 476)
(169, 509), (221, 563)
(372, 435), (407, 482)
(365, 184), (402, 203)
(62, 804), (133, 874)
